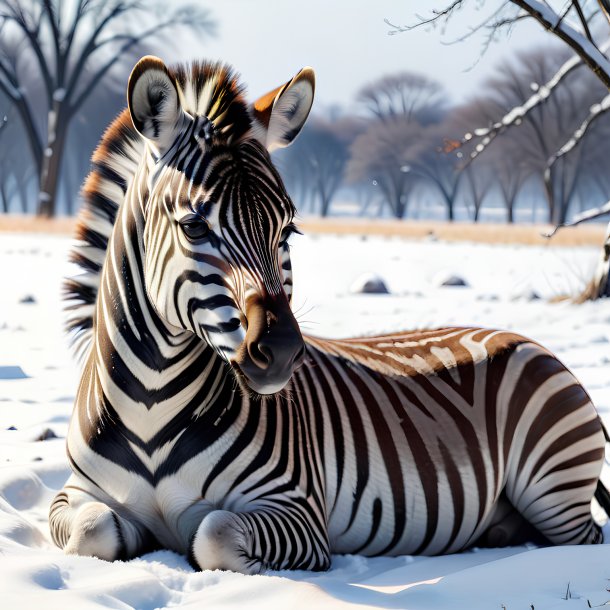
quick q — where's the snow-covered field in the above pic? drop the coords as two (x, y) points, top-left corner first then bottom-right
(1, 230), (609, 609)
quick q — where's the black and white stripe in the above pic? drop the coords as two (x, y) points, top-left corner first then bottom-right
(50, 57), (609, 574)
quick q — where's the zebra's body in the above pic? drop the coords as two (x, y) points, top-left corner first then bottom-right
(51, 57), (608, 573)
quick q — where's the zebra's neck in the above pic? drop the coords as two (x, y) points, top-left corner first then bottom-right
(90, 169), (237, 436)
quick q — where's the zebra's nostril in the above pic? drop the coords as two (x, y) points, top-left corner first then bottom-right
(248, 339), (273, 370)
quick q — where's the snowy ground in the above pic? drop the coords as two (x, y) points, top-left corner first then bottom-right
(0, 230), (609, 609)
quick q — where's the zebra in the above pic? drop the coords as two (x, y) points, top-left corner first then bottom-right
(50, 55), (610, 574)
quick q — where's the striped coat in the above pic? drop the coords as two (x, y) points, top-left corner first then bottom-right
(49, 56), (609, 574)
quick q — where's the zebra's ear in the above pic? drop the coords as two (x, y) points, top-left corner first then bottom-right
(128, 56), (182, 153)
(252, 67), (315, 152)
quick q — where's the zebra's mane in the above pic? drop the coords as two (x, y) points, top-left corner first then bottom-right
(64, 61), (251, 360)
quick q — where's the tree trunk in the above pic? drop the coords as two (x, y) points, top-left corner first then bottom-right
(544, 166), (557, 224)
(37, 104), (68, 217)
(18, 179), (29, 213)
(578, 221), (610, 301)
(447, 199), (454, 221)
(0, 182), (8, 213)
(507, 200), (514, 223)
(14, 98), (43, 177)
(321, 195), (331, 217)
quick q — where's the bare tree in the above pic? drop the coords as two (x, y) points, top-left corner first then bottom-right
(358, 71), (446, 125)
(475, 47), (599, 224)
(352, 71), (453, 219)
(571, 113), (610, 207)
(450, 94), (530, 222)
(409, 121), (464, 221)
(490, 142), (532, 223)
(347, 119), (424, 219)
(460, 163), (494, 222)
(0, 0), (214, 216)
(389, 0), (610, 298)
(0, 108), (34, 212)
(278, 116), (360, 217)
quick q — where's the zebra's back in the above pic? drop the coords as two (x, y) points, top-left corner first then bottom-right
(299, 327), (605, 555)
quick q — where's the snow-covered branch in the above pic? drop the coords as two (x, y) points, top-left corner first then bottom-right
(511, 0), (610, 87)
(461, 43), (608, 163)
(547, 91), (610, 168)
(571, 0), (594, 43)
(452, 33), (610, 164)
(544, 199), (610, 236)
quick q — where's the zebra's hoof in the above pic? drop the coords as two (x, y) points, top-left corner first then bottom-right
(63, 502), (123, 561)
(191, 510), (260, 574)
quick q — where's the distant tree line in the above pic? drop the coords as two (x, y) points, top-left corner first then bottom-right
(276, 44), (610, 225)
(1, 1), (609, 226)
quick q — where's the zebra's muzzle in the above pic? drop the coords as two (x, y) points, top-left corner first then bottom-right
(233, 295), (304, 395)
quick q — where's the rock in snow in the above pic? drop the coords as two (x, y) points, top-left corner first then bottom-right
(433, 271), (469, 287)
(0, 366), (28, 379)
(349, 273), (390, 294)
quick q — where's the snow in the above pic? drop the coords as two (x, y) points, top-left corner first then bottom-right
(1, 231), (610, 609)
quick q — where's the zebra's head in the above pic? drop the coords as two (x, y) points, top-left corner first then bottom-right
(126, 56), (314, 396)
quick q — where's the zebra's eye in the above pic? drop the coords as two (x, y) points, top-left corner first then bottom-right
(279, 222), (302, 247)
(180, 216), (210, 242)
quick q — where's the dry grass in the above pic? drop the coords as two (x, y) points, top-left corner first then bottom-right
(0, 214), (606, 247)
(298, 217), (607, 247)
(0, 215), (76, 235)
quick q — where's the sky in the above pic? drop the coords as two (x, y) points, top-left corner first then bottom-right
(172, 0), (550, 112)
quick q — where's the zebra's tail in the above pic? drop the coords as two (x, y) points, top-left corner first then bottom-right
(63, 109), (142, 362)
(594, 421), (610, 519)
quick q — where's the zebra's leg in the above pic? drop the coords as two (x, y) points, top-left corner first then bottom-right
(49, 483), (153, 561)
(507, 480), (603, 546)
(189, 507), (331, 574)
(476, 493), (549, 547)
(505, 388), (605, 545)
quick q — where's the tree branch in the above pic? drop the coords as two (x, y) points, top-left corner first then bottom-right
(0, 0), (54, 104)
(439, 2), (517, 46)
(63, 1), (139, 103)
(547, 91), (610, 168)
(385, 0), (464, 34)
(0, 54), (20, 98)
(0, 68), (43, 167)
(69, 9), (213, 113)
(455, 39), (610, 165)
(571, 0), (594, 43)
(64, 0), (87, 52)
(544, 199), (610, 236)
(510, 0), (610, 88)
(41, 0), (61, 67)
